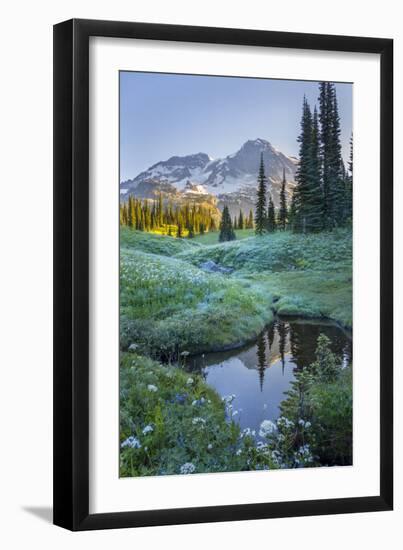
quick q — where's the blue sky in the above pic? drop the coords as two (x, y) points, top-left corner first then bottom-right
(120, 71), (352, 182)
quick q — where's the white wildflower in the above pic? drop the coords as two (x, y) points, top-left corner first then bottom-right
(207, 443), (213, 450)
(147, 384), (158, 392)
(128, 343), (138, 351)
(222, 394), (236, 404)
(192, 417), (206, 426)
(277, 416), (294, 429)
(121, 436), (141, 449)
(259, 419), (277, 438)
(180, 462), (196, 475)
(142, 424), (154, 435)
(186, 377), (194, 386)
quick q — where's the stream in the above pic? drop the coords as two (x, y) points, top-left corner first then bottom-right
(188, 317), (352, 437)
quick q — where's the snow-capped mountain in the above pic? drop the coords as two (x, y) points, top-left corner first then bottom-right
(120, 139), (298, 211)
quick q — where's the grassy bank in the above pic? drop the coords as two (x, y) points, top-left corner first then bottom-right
(177, 229), (352, 329)
(120, 245), (274, 358)
(192, 228), (255, 245)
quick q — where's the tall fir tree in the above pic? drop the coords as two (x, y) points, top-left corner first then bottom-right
(247, 209), (254, 229)
(278, 168), (288, 230)
(309, 105), (324, 231)
(128, 196), (135, 228)
(267, 194), (276, 232)
(344, 133), (353, 224)
(255, 153), (267, 235)
(219, 205), (236, 242)
(319, 82), (344, 229)
(294, 96), (313, 232)
(238, 209), (244, 230)
(288, 192), (297, 231)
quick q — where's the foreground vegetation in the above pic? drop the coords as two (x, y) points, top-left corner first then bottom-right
(120, 335), (351, 476)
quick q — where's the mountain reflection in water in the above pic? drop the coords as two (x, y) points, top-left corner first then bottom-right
(188, 317), (352, 436)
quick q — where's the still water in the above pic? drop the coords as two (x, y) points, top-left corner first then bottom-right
(189, 317), (352, 436)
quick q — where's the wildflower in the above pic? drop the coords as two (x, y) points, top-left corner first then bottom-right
(180, 462), (196, 475)
(207, 443), (213, 450)
(240, 427), (255, 439)
(222, 394), (236, 404)
(305, 421), (311, 429)
(181, 351), (190, 357)
(259, 419), (277, 438)
(147, 384), (158, 392)
(186, 377), (194, 385)
(121, 436), (141, 449)
(277, 416), (294, 429)
(192, 417), (206, 426)
(142, 425), (154, 435)
(236, 449), (242, 456)
(128, 343), (138, 352)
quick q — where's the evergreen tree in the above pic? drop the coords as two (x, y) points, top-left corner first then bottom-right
(319, 82), (344, 229)
(255, 153), (267, 235)
(233, 215), (238, 230)
(309, 105), (324, 231)
(288, 192), (297, 231)
(199, 223), (205, 235)
(238, 209), (244, 230)
(294, 98), (323, 232)
(128, 196), (135, 228)
(219, 205), (236, 242)
(278, 168), (288, 230)
(177, 221), (183, 238)
(248, 209), (254, 229)
(188, 224), (195, 238)
(294, 97), (313, 232)
(344, 133), (353, 223)
(267, 194), (276, 232)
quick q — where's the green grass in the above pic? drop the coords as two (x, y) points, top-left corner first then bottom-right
(177, 229), (352, 273)
(120, 352), (248, 476)
(192, 228), (255, 245)
(120, 247), (274, 358)
(175, 229), (352, 329)
(121, 226), (201, 257)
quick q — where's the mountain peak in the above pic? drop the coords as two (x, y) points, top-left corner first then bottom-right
(120, 138), (297, 201)
(243, 138), (273, 148)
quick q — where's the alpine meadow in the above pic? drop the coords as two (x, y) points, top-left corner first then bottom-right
(119, 72), (353, 477)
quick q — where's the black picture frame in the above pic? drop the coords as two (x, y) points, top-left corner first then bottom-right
(53, 18), (393, 531)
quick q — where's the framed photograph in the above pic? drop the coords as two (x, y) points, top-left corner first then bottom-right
(53, 19), (393, 530)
